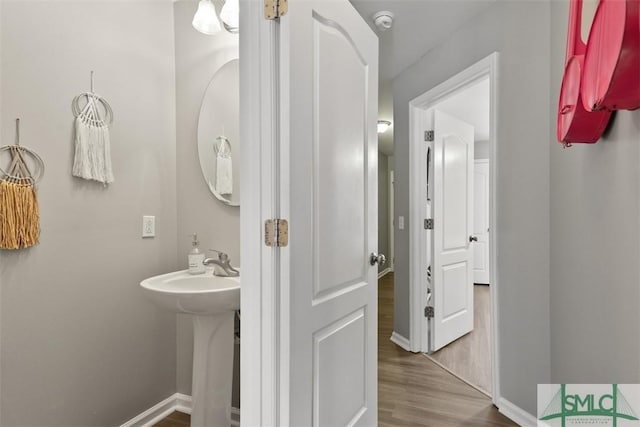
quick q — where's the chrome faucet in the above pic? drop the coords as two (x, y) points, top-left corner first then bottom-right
(203, 250), (239, 277)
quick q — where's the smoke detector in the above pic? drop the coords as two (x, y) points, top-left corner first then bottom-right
(373, 11), (394, 31)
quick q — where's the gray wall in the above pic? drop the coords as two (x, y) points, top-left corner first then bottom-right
(549, 2), (640, 383)
(0, 1), (178, 425)
(393, 1), (551, 414)
(173, 0), (240, 398)
(378, 153), (389, 273)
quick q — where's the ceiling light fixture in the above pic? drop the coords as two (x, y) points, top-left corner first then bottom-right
(192, 0), (222, 35)
(220, 0), (239, 34)
(377, 120), (392, 134)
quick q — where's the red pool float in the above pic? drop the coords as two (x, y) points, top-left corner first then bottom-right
(557, 0), (612, 144)
(582, 0), (640, 111)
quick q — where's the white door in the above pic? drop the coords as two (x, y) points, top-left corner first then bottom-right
(473, 159), (490, 284)
(280, 1), (379, 425)
(430, 109), (475, 352)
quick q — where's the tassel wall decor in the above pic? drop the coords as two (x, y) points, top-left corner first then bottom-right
(0, 119), (44, 250)
(71, 71), (114, 185)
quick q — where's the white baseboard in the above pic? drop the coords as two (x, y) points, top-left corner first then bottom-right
(496, 397), (537, 427)
(174, 393), (192, 415)
(390, 331), (411, 352)
(230, 407), (240, 426)
(378, 267), (392, 279)
(120, 393), (239, 427)
(120, 393), (182, 427)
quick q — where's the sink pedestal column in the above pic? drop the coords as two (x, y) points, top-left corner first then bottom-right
(191, 312), (235, 427)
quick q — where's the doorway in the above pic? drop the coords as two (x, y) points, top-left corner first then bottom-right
(409, 53), (499, 400)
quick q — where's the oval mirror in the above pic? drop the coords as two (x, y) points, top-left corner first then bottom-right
(197, 58), (240, 206)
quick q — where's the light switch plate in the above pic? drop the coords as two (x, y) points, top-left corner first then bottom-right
(398, 216), (405, 230)
(142, 216), (155, 238)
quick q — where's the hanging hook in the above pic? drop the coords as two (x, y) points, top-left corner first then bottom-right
(15, 118), (20, 146)
(90, 70), (94, 93)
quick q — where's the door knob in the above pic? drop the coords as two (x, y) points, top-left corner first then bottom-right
(370, 252), (387, 266)
(469, 236), (478, 242)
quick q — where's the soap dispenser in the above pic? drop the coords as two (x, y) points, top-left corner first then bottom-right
(188, 233), (206, 275)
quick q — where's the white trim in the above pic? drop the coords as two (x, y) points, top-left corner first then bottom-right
(389, 332), (412, 352)
(240, 0), (280, 426)
(389, 169), (395, 272)
(408, 52), (501, 404)
(174, 393), (193, 414)
(408, 95), (427, 353)
(118, 394), (190, 427)
(119, 393), (241, 427)
(378, 267), (392, 279)
(230, 406), (241, 427)
(496, 397), (537, 427)
(488, 52), (501, 406)
(119, 394), (181, 427)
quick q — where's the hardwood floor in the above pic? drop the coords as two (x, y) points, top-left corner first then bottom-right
(378, 273), (515, 426)
(156, 273), (516, 426)
(153, 410), (190, 427)
(427, 284), (492, 395)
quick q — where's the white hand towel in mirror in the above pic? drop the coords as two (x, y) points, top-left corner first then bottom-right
(216, 153), (233, 195)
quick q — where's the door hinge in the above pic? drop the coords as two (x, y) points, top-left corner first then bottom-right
(264, 0), (288, 20)
(265, 219), (289, 247)
(424, 130), (434, 142)
(424, 306), (434, 318)
(424, 218), (433, 230)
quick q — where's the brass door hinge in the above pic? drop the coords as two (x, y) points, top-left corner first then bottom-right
(265, 219), (289, 247)
(425, 130), (434, 142)
(424, 306), (434, 318)
(264, 0), (288, 20)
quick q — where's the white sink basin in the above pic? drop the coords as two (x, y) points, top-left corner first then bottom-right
(141, 268), (241, 426)
(140, 268), (239, 315)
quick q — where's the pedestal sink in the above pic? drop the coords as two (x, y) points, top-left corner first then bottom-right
(141, 268), (240, 427)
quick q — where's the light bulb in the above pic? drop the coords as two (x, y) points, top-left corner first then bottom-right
(220, 0), (240, 33)
(377, 120), (392, 134)
(192, 0), (222, 35)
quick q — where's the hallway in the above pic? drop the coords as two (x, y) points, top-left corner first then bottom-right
(378, 273), (516, 426)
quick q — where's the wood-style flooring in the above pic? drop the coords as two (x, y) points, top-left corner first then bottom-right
(153, 410), (190, 427)
(427, 284), (492, 395)
(156, 273), (516, 427)
(378, 273), (515, 426)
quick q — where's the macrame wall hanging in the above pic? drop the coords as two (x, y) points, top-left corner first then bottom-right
(72, 71), (114, 185)
(0, 119), (45, 250)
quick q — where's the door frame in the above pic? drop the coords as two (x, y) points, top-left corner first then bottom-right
(239, 1), (281, 425)
(408, 52), (500, 403)
(389, 169), (395, 272)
